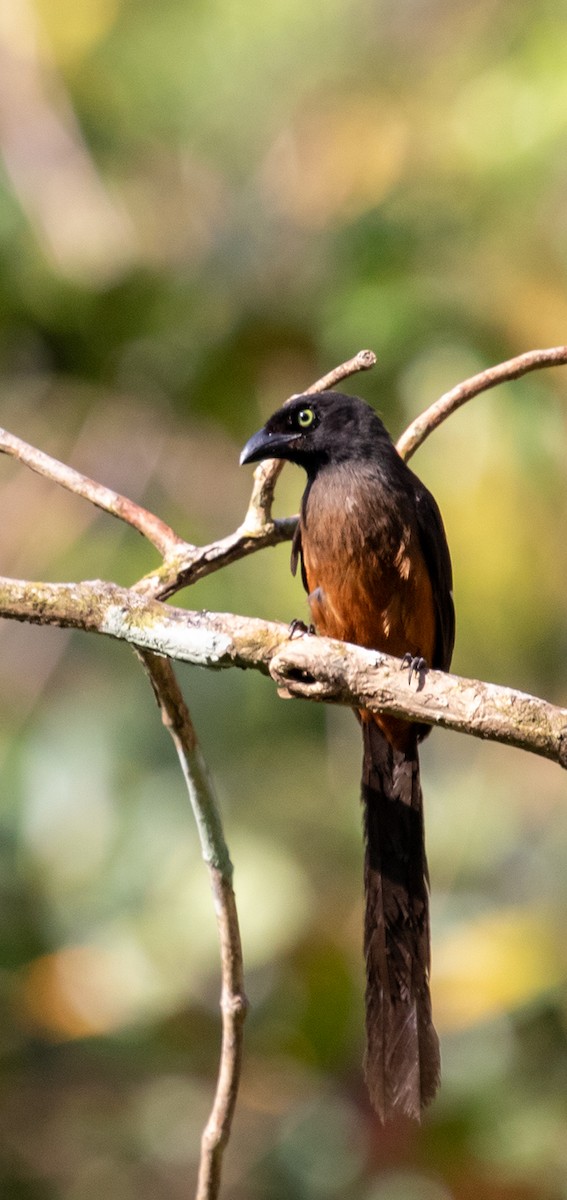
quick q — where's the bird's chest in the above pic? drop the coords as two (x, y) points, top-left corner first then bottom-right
(300, 472), (434, 659)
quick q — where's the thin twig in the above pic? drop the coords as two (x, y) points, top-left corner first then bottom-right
(396, 345), (567, 461)
(0, 576), (565, 769)
(137, 650), (247, 1200)
(302, 347), (378, 395)
(0, 426), (182, 557)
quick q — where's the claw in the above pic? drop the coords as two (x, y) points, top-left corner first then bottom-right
(288, 618), (316, 639)
(400, 652), (428, 685)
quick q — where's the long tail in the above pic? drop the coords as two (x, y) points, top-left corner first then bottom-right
(361, 719), (440, 1122)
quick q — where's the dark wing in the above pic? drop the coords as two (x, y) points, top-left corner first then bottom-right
(290, 520), (309, 591)
(414, 484), (455, 672)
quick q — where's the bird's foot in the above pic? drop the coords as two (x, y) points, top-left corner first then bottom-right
(288, 618), (316, 639)
(401, 652), (428, 686)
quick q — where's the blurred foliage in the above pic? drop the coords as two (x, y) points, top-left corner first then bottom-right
(0, 0), (567, 1196)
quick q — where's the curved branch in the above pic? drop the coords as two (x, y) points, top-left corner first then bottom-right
(0, 353), (374, 600)
(0, 576), (565, 768)
(0, 425), (183, 557)
(396, 345), (567, 461)
(137, 651), (246, 1200)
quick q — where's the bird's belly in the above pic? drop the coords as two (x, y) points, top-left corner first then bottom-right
(303, 541), (436, 664)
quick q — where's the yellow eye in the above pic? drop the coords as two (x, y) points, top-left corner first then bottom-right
(297, 408), (314, 428)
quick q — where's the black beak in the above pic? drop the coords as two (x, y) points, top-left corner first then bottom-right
(239, 426), (296, 466)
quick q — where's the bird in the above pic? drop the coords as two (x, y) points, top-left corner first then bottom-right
(240, 390), (455, 1122)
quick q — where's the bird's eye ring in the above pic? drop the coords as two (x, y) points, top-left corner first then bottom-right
(297, 408), (315, 428)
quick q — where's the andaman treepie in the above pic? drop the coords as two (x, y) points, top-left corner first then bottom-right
(240, 390), (454, 1121)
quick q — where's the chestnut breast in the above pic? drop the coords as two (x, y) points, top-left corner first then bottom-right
(300, 463), (437, 665)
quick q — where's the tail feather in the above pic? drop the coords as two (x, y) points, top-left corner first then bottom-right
(361, 720), (440, 1121)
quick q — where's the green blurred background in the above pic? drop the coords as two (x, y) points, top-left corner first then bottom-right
(0, 0), (567, 1196)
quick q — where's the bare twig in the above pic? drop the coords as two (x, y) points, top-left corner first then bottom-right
(302, 347), (378, 394)
(137, 650), (247, 1200)
(0, 426), (183, 557)
(133, 350), (376, 599)
(0, 576), (565, 768)
(396, 345), (567, 461)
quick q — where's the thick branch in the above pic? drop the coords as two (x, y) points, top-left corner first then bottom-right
(137, 652), (246, 1200)
(268, 638), (567, 767)
(0, 576), (565, 768)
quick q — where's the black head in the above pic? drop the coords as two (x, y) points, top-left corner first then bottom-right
(240, 391), (393, 476)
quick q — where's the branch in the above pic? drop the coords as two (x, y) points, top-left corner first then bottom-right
(137, 651), (246, 1200)
(396, 345), (567, 461)
(1, 576), (565, 768)
(6, 348), (566, 602)
(268, 637), (567, 768)
(139, 344), (567, 598)
(0, 352), (375, 600)
(134, 517), (298, 601)
(0, 425), (183, 557)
